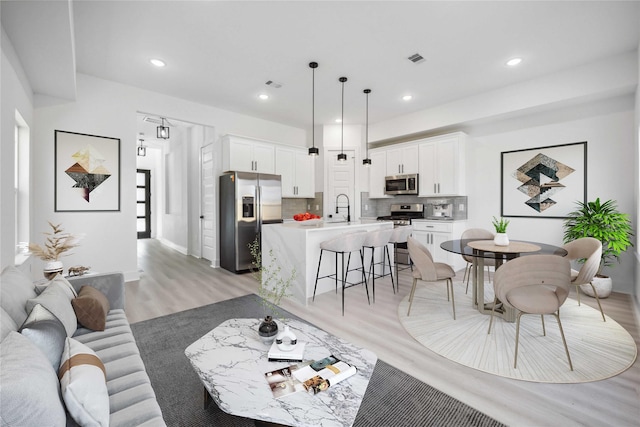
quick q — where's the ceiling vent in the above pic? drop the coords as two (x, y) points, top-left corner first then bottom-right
(265, 80), (283, 88)
(408, 53), (425, 64)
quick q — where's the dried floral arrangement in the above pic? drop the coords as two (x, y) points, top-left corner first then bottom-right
(29, 222), (80, 261)
(249, 236), (296, 321)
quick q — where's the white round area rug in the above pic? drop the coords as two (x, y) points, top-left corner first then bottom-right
(398, 281), (637, 383)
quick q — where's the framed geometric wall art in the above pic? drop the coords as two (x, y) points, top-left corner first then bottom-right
(501, 141), (587, 219)
(55, 130), (121, 212)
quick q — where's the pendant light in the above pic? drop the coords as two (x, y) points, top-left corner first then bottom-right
(308, 62), (319, 156)
(337, 77), (348, 162)
(362, 89), (372, 167)
(157, 117), (170, 139)
(137, 138), (146, 157)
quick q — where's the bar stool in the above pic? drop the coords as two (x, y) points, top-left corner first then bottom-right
(312, 231), (369, 315)
(362, 228), (395, 302)
(388, 226), (413, 292)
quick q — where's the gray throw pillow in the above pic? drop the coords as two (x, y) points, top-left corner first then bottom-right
(0, 332), (67, 426)
(35, 274), (78, 298)
(26, 281), (77, 337)
(0, 265), (37, 326)
(1, 307), (18, 341)
(20, 303), (67, 370)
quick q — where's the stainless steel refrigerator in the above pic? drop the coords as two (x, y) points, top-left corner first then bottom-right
(219, 171), (282, 273)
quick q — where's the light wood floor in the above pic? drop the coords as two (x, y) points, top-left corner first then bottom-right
(128, 239), (640, 427)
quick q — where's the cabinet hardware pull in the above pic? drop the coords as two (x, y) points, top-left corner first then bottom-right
(437, 183), (440, 193)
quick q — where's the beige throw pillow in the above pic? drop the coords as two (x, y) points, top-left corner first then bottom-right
(59, 337), (109, 427)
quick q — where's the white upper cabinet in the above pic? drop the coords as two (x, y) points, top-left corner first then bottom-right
(276, 147), (315, 198)
(222, 135), (275, 174)
(385, 144), (419, 175)
(368, 150), (391, 199)
(418, 133), (466, 196)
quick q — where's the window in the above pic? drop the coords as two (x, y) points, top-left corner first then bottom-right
(15, 110), (29, 260)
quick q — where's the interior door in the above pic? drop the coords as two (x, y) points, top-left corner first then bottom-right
(136, 169), (151, 239)
(200, 144), (215, 262)
(326, 150), (355, 222)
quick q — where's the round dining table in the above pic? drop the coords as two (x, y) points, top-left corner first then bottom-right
(440, 239), (567, 321)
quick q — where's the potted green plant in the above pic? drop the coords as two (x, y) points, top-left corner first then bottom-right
(563, 198), (634, 297)
(492, 216), (510, 246)
(249, 236), (296, 344)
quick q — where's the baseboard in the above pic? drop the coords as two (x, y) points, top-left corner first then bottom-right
(158, 238), (188, 255)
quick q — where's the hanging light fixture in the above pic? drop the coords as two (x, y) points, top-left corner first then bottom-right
(362, 89), (372, 167)
(137, 138), (146, 157)
(157, 117), (170, 139)
(337, 77), (348, 162)
(308, 62), (319, 156)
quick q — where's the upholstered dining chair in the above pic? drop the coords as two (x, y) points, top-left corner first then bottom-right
(460, 228), (496, 294)
(406, 237), (456, 319)
(562, 237), (605, 322)
(488, 254), (573, 370)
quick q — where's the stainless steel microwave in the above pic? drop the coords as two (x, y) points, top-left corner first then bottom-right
(385, 174), (418, 195)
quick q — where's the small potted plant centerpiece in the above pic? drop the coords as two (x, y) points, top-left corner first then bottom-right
(29, 222), (82, 279)
(249, 236), (297, 345)
(563, 198), (633, 298)
(492, 216), (510, 246)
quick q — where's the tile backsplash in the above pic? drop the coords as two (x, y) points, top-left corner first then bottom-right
(282, 192), (323, 219)
(360, 192), (468, 219)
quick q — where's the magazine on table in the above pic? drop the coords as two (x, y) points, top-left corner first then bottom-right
(264, 355), (357, 398)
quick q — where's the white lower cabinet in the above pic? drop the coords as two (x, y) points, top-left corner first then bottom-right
(411, 220), (467, 272)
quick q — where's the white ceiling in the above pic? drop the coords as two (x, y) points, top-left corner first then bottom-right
(3, 1), (639, 129)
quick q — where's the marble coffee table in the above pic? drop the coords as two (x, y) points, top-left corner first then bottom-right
(184, 318), (377, 427)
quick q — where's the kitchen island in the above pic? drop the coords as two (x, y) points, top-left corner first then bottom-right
(262, 221), (394, 306)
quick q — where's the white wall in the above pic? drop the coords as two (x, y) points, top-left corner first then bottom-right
(465, 101), (635, 293)
(635, 43), (640, 308)
(1, 28), (34, 271)
(32, 74), (305, 281)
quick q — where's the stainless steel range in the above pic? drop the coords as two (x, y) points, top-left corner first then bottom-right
(377, 203), (424, 264)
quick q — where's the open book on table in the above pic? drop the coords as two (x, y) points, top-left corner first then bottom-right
(264, 355), (357, 398)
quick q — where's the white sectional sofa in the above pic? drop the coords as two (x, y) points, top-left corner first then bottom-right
(0, 266), (165, 426)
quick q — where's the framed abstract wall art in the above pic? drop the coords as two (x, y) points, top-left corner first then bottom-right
(55, 130), (120, 212)
(501, 141), (587, 219)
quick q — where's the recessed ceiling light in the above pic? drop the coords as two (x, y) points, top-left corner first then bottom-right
(150, 58), (166, 67)
(258, 94), (269, 100)
(506, 57), (523, 67)
(335, 118), (342, 123)
(402, 95), (413, 101)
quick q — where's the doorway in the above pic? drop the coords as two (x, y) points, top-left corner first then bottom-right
(200, 143), (216, 262)
(325, 149), (356, 221)
(137, 169), (151, 239)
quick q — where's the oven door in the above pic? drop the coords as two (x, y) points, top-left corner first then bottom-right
(385, 174), (418, 195)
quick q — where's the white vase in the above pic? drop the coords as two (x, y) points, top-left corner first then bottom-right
(493, 233), (509, 246)
(43, 260), (64, 279)
(580, 275), (612, 299)
(275, 325), (297, 352)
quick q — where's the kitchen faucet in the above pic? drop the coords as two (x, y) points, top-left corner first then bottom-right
(336, 193), (351, 222)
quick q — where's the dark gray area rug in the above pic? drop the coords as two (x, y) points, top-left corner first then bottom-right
(131, 294), (505, 427)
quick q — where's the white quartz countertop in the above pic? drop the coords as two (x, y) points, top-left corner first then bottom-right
(270, 220), (389, 231)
